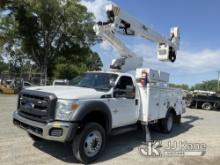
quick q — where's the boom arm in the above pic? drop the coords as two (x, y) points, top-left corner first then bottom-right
(93, 24), (143, 72)
(94, 4), (180, 72)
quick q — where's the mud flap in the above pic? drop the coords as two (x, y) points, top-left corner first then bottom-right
(145, 125), (151, 143)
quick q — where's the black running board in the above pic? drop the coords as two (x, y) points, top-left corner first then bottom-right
(110, 124), (138, 136)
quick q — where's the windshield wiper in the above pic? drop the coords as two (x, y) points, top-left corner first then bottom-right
(94, 87), (110, 91)
(79, 85), (93, 88)
(70, 84), (91, 88)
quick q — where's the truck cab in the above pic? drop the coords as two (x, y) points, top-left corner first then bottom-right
(13, 71), (141, 162)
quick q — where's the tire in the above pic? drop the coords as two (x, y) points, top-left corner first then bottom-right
(160, 112), (174, 133)
(186, 100), (192, 108)
(72, 122), (106, 164)
(28, 133), (41, 141)
(201, 102), (212, 110)
(214, 102), (220, 110)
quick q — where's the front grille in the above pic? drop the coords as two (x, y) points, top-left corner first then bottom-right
(18, 90), (57, 123)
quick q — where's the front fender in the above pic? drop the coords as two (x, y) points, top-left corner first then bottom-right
(73, 101), (112, 134)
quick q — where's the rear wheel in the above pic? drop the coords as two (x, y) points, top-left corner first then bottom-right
(72, 122), (106, 164)
(201, 102), (212, 110)
(160, 112), (174, 133)
(214, 102), (220, 110)
(186, 100), (192, 107)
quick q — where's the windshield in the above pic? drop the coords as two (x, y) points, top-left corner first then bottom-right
(69, 73), (118, 91)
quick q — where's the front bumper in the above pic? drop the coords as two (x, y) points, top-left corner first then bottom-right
(13, 111), (79, 142)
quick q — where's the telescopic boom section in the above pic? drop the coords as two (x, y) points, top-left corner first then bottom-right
(93, 4), (180, 72)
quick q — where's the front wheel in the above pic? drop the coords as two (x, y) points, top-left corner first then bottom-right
(72, 122), (106, 164)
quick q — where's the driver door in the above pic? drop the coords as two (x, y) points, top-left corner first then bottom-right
(109, 76), (139, 128)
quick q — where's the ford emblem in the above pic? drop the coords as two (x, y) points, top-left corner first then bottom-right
(24, 102), (35, 109)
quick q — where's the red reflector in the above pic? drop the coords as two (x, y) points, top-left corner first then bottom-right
(140, 79), (145, 86)
(141, 70), (148, 78)
(131, 92), (136, 97)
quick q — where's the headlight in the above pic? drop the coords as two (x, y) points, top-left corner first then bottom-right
(55, 99), (80, 121)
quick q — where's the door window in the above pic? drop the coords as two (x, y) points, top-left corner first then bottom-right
(114, 76), (135, 99)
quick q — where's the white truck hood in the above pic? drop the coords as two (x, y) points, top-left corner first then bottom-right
(26, 86), (107, 99)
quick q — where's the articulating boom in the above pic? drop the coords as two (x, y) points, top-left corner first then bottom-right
(93, 4), (180, 72)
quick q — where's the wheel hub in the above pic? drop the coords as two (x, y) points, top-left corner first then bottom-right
(84, 130), (102, 157)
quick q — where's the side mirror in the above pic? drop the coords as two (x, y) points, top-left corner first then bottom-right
(126, 85), (136, 98)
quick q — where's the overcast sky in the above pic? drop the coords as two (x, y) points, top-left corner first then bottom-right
(81, 0), (220, 85)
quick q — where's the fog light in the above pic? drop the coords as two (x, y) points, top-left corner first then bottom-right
(49, 128), (63, 137)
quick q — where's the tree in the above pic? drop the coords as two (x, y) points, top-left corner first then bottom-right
(0, 0), (102, 81)
(169, 83), (189, 90)
(53, 50), (103, 79)
(0, 56), (8, 74)
(85, 51), (103, 71)
(53, 63), (84, 80)
(191, 80), (219, 92)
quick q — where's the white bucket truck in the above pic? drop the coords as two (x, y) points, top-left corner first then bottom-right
(13, 4), (185, 163)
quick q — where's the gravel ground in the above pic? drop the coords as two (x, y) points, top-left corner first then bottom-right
(1, 94), (220, 165)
